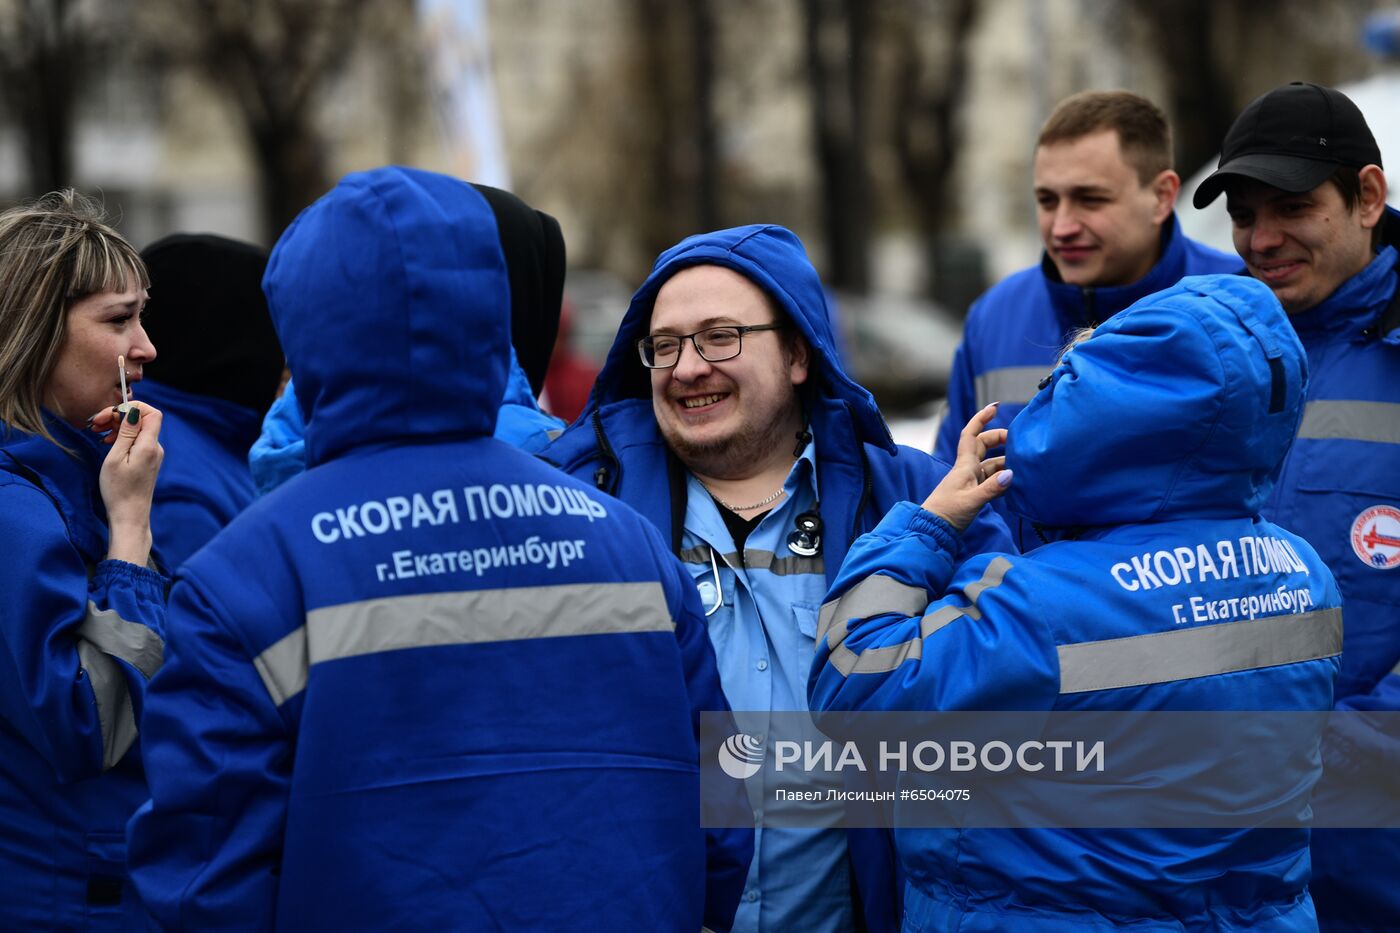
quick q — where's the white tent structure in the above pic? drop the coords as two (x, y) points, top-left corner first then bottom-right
(1179, 71), (1400, 254)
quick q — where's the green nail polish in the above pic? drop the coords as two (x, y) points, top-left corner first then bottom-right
(126, 407), (140, 425)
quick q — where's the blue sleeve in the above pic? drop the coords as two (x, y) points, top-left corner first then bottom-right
(1324, 661), (1400, 776)
(493, 403), (565, 453)
(127, 574), (292, 930)
(249, 382), (307, 496)
(0, 482), (166, 781)
(809, 501), (1058, 715)
(934, 333), (977, 463)
(493, 346), (566, 452)
(650, 524), (752, 932)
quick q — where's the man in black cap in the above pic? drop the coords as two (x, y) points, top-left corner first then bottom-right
(1196, 81), (1400, 930)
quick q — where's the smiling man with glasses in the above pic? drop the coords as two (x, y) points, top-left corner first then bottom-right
(545, 225), (1013, 933)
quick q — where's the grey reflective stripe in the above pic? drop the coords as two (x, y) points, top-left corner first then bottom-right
(1391, 656), (1400, 678)
(962, 558), (1010, 611)
(254, 627), (308, 707)
(975, 366), (1049, 409)
(78, 602), (164, 679)
(1297, 401), (1400, 445)
(745, 550), (824, 576)
(826, 558), (1012, 677)
(254, 582), (673, 706)
(77, 639), (138, 770)
(680, 546), (733, 567)
(817, 574), (928, 644)
(679, 546), (823, 577)
(1057, 607), (1343, 695)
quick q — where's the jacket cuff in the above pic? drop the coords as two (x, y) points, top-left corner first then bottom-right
(908, 505), (963, 558)
(92, 559), (169, 602)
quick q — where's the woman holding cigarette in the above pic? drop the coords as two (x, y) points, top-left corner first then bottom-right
(0, 190), (166, 928)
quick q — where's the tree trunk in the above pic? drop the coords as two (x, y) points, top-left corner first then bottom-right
(0, 0), (80, 196)
(1130, 0), (1235, 178)
(803, 0), (870, 292)
(248, 114), (330, 245)
(891, 0), (978, 308)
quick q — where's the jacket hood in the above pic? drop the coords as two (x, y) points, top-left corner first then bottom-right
(1005, 274), (1308, 527)
(587, 224), (894, 452)
(471, 184), (566, 397)
(263, 167), (511, 467)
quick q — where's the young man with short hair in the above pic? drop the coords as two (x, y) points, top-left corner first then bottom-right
(936, 90), (1238, 542)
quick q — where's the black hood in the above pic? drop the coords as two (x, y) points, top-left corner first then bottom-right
(140, 233), (284, 414)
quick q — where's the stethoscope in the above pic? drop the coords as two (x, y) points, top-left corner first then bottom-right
(700, 510), (822, 616)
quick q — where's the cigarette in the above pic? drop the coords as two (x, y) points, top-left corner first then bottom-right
(117, 355), (131, 413)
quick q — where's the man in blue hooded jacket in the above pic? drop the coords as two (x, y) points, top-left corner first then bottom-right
(813, 273), (1342, 930)
(543, 225), (1013, 933)
(127, 167), (752, 931)
(935, 91), (1237, 545)
(1194, 80), (1400, 932)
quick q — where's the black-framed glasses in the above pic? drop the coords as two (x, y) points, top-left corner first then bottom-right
(637, 323), (785, 369)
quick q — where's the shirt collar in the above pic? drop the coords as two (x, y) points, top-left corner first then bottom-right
(682, 427), (821, 547)
(786, 428), (819, 502)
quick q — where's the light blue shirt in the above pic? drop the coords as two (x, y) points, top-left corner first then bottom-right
(681, 437), (853, 933)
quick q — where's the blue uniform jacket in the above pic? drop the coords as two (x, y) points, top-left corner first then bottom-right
(1270, 209), (1400, 931)
(136, 379), (261, 569)
(0, 418), (167, 929)
(812, 275), (1342, 931)
(128, 167), (750, 931)
(544, 224), (1014, 933)
(935, 216), (1239, 544)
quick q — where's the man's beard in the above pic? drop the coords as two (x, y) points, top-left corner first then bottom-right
(661, 396), (801, 480)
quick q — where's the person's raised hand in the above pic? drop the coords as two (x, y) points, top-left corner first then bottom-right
(96, 402), (164, 565)
(920, 403), (1011, 533)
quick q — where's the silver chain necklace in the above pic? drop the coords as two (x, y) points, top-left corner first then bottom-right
(700, 482), (786, 513)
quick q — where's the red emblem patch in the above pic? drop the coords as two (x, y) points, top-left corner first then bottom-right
(1350, 505), (1400, 570)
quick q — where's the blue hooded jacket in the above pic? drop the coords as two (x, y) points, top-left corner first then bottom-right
(128, 167), (750, 930)
(935, 216), (1239, 545)
(0, 417), (167, 929)
(812, 274), (1342, 931)
(544, 224), (1015, 933)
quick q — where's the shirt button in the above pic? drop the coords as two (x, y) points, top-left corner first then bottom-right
(746, 890), (759, 902)
(756, 659), (769, 671)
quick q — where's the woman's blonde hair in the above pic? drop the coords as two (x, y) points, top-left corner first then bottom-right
(1059, 326), (1096, 362)
(0, 190), (148, 443)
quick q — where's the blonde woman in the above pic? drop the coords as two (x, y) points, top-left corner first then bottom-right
(0, 190), (165, 927)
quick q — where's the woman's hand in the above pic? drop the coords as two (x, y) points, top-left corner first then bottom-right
(93, 402), (164, 565)
(921, 403), (1011, 533)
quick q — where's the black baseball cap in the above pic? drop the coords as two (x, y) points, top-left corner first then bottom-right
(1193, 82), (1382, 208)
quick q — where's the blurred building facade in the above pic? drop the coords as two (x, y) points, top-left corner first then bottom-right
(0, 0), (1391, 406)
